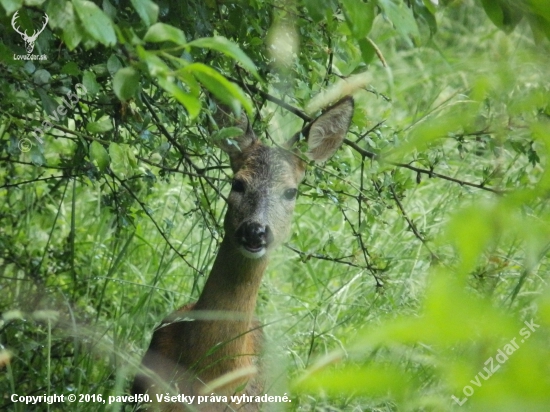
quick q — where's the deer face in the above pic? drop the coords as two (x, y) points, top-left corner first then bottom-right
(216, 97), (354, 259)
(224, 143), (305, 258)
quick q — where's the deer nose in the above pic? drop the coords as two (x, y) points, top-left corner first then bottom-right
(236, 222), (273, 252)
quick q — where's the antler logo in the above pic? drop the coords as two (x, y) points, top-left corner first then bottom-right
(12, 11), (49, 54)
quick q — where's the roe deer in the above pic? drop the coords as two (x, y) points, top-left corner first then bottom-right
(132, 97), (354, 411)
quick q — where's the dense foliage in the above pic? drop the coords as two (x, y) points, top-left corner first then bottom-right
(1, 0), (549, 411)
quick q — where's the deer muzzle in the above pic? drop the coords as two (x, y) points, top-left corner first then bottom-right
(235, 222), (273, 259)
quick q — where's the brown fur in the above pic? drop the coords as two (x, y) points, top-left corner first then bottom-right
(132, 241), (267, 411)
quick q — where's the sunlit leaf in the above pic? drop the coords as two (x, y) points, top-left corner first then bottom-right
(136, 46), (170, 76)
(130, 0), (158, 26)
(89, 141), (109, 172)
(180, 63), (252, 115)
(480, 0), (522, 33)
(187, 36), (259, 80)
(422, 0), (437, 14)
(378, 0), (420, 42)
(211, 127), (245, 144)
(36, 89), (58, 116)
(0, 0), (23, 15)
(157, 77), (201, 120)
(86, 118), (113, 133)
(302, 0), (334, 23)
(109, 142), (134, 177)
(107, 54), (122, 76)
(58, 2), (83, 50)
(82, 70), (100, 95)
(61, 61), (80, 76)
(113, 67), (140, 101)
(144, 22), (186, 44)
(341, 0), (375, 39)
(72, 0), (116, 46)
(295, 364), (409, 399)
(358, 38), (375, 64)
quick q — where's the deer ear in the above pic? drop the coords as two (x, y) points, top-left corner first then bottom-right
(211, 104), (257, 155)
(305, 97), (354, 163)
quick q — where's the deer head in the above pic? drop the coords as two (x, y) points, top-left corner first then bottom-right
(213, 98), (354, 260)
(11, 11), (49, 54)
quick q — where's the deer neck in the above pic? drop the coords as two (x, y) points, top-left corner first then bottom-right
(194, 237), (268, 317)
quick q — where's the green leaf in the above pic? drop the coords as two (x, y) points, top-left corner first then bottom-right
(144, 23), (186, 44)
(24, 0), (46, 5)
(130, 0), (158, 26)
(528, 13), (550, 42)
(301, 0), (334, 23)
(36, 89), (58, 116)
(61, 62), (80, 76)
(103, 0), (116, 19)
(86, 118), (113, 134)
(23, 61), (35, 74)
(46, 0), (70, 29)
(181, 63), (252, 115)
(211, 127), (245, 143)
(357, 38), (375, 65)
(107, 55), (122, 77)
(126, 146), (137, 168)
(414, 1), (438, 35)
(479, 0), (504, 31)
(446, 205), (494, 275)
(378, 0), (420, 41)
(33, 69), (51, 86)
(89, 141), (110, 172)
(29, 145), (45, 166)
(157, 77), (201, 120)
(72, 0), (116, 46)
(529, 0), (550, 22)
(82, 70), (100, 95)
(58, 2), (82, 50)
(341, 0), (375, 39)
(0, 0), (23, 15)
(479, 0), (523, 33)
(109, 143), (134, 177)
(422, 0), (437, 14)
(109, 143), (132, 177)
(295, 365), (409, 398)
(187, 36), (259, 80)
(109, 142), (124, 167)
(137, 46), (170, 76)
(113, 67), (140, 101)
(177, 69), (201, 96)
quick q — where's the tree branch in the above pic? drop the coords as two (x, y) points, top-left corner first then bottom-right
(343, 138), (503, 194)
(114, 174), (202, 274)
(389, 184), (438, 261)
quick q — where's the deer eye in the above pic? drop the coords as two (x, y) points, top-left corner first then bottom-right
(231, 179), (245, 193)
(283, 188), (298, 200)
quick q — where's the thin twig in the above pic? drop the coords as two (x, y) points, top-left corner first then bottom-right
(141, 91), (226, 201)
(114, 174), (201, 273)
(389, 184), (438, 261)
(285, 244), (365, 270)
(343, 138), (503, 194)
(227, 77), (312, 121)
(0, 174), (79, 189)
(367, 37), (386, 67)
